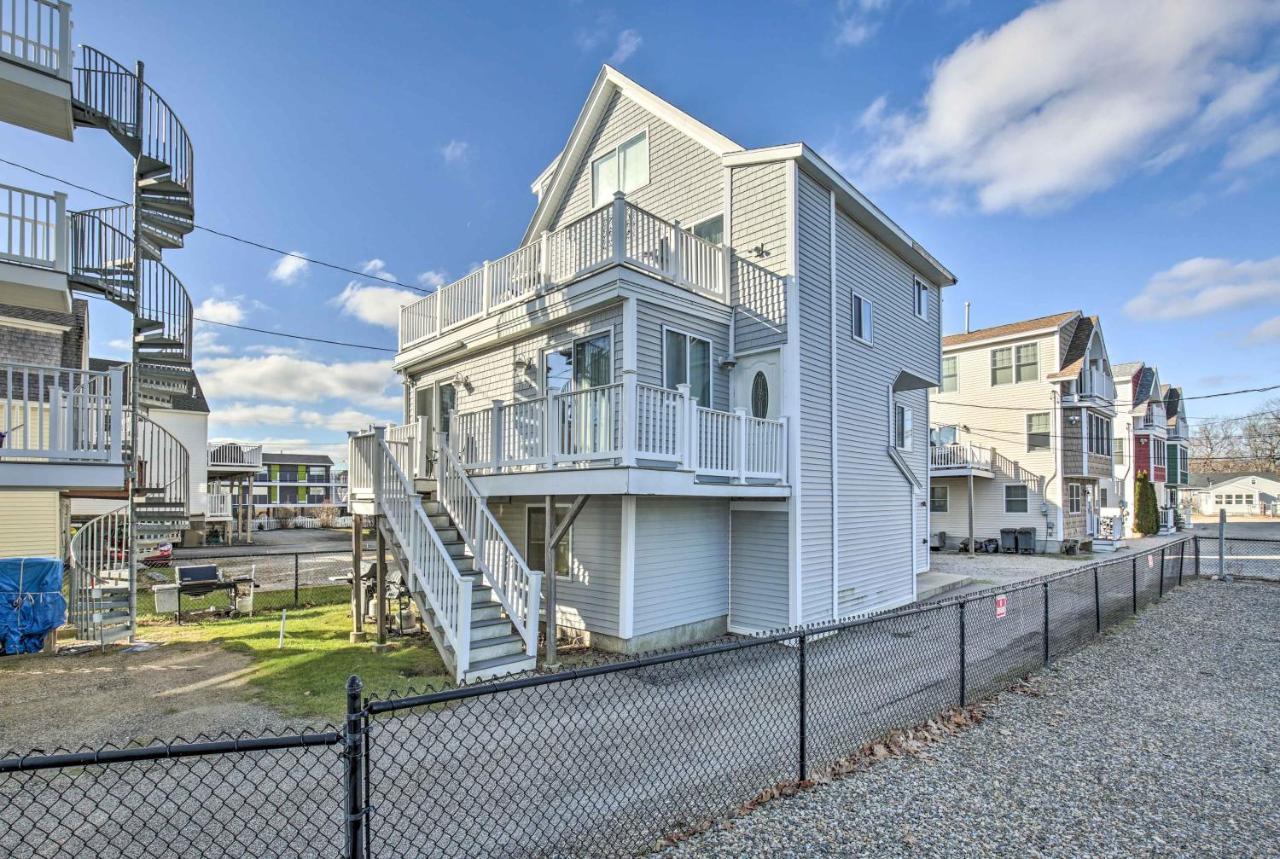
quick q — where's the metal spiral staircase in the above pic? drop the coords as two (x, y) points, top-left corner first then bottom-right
(65, 45), (196, 644)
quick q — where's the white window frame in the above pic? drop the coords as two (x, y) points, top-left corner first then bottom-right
(540, 328), (615, 394)
(525, 502), (574, 581)
(1005, 484), (1029, 513)
(914, 278), (928, 319)
(852, 293), (873, 344)
(661, 326), (713, 407)
(894, 403), (913, 451)
(591, 130), (650, 210)
(1026, 412), (1050, 451)
(1015, 342), (1039, 383)
(991, 347), (1013, 386)
(940, 355), (957, 393)
(930, 484), (948, 513)
(1068, 483), (1082, 514)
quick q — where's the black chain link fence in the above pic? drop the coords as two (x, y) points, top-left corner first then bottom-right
(136, 551), (354, 619)
(6, 536), (1267, 858)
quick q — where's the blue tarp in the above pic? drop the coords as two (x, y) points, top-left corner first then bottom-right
(0, 557), (67, 655)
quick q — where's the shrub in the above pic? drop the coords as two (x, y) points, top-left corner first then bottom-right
(1135, 470), (1160, 535)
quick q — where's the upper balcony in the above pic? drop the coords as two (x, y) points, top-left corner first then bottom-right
(0, 361), (127, 488)
(208, 441), (263, 474)
(0, 182), (70, 312)
(1064, 367), (1116, 407)
(1137, 403), (1167, 435)
(0, 0), (74, 139)
(929, 443), (994, 478)
(398, 194), (728, 353)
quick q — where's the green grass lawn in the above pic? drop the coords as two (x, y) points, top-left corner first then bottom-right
(138, 602), (451, 722)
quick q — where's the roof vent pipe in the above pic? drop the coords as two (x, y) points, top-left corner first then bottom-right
(964, 302), (971, 333)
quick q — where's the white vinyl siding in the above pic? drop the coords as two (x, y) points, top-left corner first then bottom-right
(632, 497), (729, 636)
(729, 509), (789, 632)
(730, 162), (790, 353)
(0, 490), (63, 558)
(635, 300), (730, 412)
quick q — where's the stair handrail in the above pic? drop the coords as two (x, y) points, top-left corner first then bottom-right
(131, 409), (190, 510)
(67, 503), (131, 640)
(437, 433), (542, 657)
(373, 429), (473, 679)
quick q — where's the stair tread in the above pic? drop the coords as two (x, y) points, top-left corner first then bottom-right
(470, 632), (522, 650)
(466, 652), (536, 673)
(470, 616), (513, 630)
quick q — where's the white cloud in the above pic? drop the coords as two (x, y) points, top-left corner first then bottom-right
(1222, 120), (1280, 170)
(193, 328), (231, 356)
(198, 354), (399, 405)
(835, 0), (891, 47)
(209, 402), (393, 432)
(1124, 256), (1280, 320)
(1248, 315), (1280, 343)
(268, 252), (310, 285)
(417, 269), (448, 290)
(855, 0), (1280, 212)
(609, 29), (642, 64)
(360, 259), (397, 282)
(211, 402), (301, 426)
(440, 140), (469, 164)
(194, 296), (244, 325)
(331, 282), (419, 329)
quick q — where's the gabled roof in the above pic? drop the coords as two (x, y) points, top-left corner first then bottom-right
(1132, 365), (1160, 405)
(1047, 315), (1097, 380)
(1113, 361), (1143, 378)
(523, 65), (743, 244)
(942, 310), (1078, 349)
(1186, 471), (1280, 488)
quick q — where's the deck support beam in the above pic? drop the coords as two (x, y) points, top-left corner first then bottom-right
(350, 514), (365, 642)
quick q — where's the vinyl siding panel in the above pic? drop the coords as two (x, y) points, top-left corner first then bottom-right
(632, 497), (729, 636)
(635, 299), (731, 411)
(549, 91), (723, 233)
(730, 510), (789, 632)
(795, 171), (833, 623)
(0, 490), (63, 558)
(929, 468), (1049, 550)
(831, 197), (939, 616)
(730, 163), (789, 353)
(489, 495), (622, 636)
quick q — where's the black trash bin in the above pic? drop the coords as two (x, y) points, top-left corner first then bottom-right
(1016, 526), (1037, 554)
(1000, 528), (1017, 553)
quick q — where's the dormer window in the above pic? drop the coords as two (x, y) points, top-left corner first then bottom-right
(592, 131), (649, 208)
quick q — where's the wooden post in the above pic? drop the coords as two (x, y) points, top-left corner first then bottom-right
(246, 473), (254, 545)
(373, 524), (388, 653)
(544, 494), (558, 667)
(350, 513), (365, 642)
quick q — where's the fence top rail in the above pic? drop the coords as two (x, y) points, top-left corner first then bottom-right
(367, 535), (1195, 714)
(1215, 536), (1280, 544)
(0, 730), (342, 774)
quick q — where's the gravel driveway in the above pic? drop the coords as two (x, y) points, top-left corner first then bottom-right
(661, 579), (1280, 858)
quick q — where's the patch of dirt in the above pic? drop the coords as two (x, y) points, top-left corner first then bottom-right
(0, 643), (285, 755)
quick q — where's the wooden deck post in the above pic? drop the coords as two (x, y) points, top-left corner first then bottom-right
(373, 524), (388, 653)
(968, 472), (975, 557)
(350, 513), (365, 642)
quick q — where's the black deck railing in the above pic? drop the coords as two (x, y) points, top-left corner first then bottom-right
(4, 536), (1269, 858)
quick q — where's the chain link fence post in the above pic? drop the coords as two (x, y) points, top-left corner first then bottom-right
(343, 675), (366, 859)
(797, 632), (807, 784)
(1131, 556), (1138, 615)
(1194, 536), (1201, 577)
(1178, 539), (1185, 586)
(1093, 566), (1101, 634)
(958, 600), (967, 707)
(1158, 547), (1166, 599)
(293, 553), (301, 608)
(1042, 581), (1050, 666)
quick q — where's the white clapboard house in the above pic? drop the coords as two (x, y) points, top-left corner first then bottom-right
(348, 66), (954, 681)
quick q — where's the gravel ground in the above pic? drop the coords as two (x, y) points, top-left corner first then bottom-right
(662, 578), (1280, 858)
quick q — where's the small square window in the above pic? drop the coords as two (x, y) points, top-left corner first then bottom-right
(853, 294), (873, 342)
(930, 485), (948, 512)
(1005, 484), (1029, 513)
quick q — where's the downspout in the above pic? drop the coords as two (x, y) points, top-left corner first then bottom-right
(1045, 388), (1060, 553)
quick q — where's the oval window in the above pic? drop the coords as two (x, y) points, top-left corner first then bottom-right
(750, 371), (769, 418)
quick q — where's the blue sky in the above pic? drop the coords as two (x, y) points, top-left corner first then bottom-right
(2, 0), (1277, 460)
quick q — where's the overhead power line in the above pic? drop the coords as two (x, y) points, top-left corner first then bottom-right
(0, 156), (434, 294)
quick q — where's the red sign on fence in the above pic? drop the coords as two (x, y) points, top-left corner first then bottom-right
(995, 594), (1008, 619)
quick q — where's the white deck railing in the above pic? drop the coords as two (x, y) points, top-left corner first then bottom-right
(438, 434), (540, 657)
(399, 194), (727, 349)
(206, 491), (233, 520)
(930, 443), (992, 471)
(0, 0), (71, 78)
(0, 183), (66, 270)
(0, 363), (124, 463)
(207, 441), (263, 470)
(450, 376), (788, 483)
(1077, 367), (1116, 402)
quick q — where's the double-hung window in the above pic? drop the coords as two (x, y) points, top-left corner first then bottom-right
(991, 348), (1013, 385)
(663, 329), (711, 406)
(1005, 484), (1029, 513)
(894, 403), (913, 451)
(1015, 343), (1038, 382)
(591, 132), (649, 208)
(1068, 483), (1082, 514)
(853, 294), (872, 343)
(1026, 413), (1050, 451)
(914, 278), (928, 319)
(940, 356), (957, 393)
(930, 485), (948, 512)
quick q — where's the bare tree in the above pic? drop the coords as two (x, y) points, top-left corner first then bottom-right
(1191, 398), (1280, 474)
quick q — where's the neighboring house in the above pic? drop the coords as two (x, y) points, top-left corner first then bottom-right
(1112, 362), (1182, 536)
(1187, 472), (1280, 517)
(1160, 383), (1192, 524)
(348, 64), (955, 682)
(244, 453), (341, 517)
(929, 311), (1118, 553)
(0, 3), (200, 645)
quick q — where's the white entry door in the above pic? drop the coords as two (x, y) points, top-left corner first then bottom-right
(731, 350), (782, 419)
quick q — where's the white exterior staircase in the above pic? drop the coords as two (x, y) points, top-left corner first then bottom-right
(351, 427), (541, 682)
(62, 40), (196, 645)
